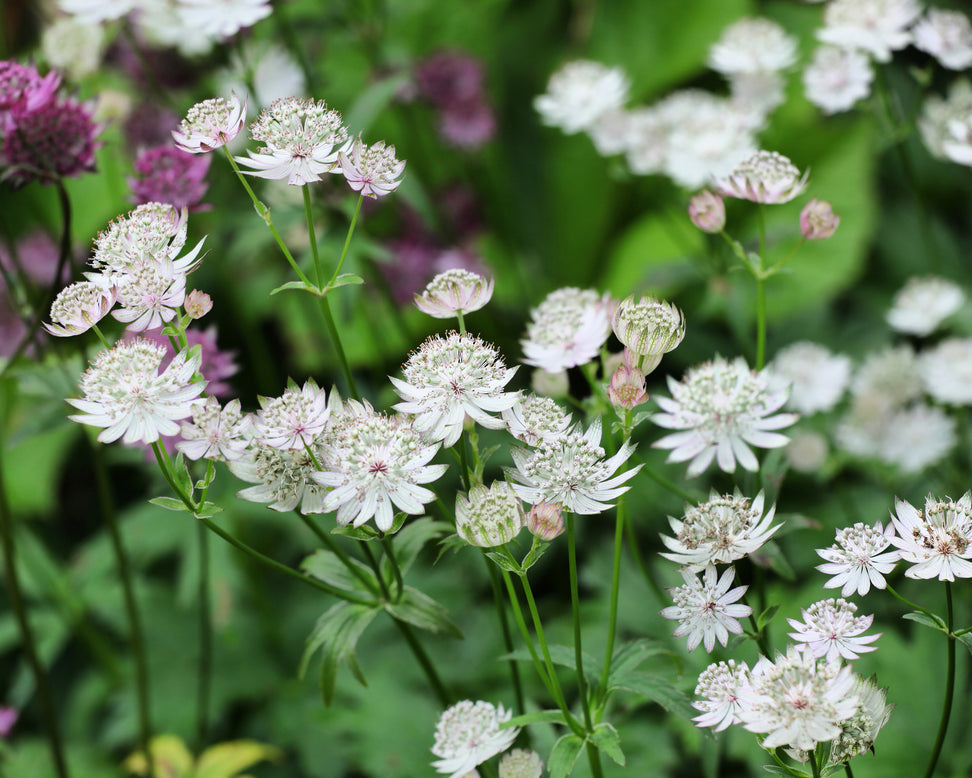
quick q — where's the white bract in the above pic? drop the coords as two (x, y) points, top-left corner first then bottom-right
(660, 565), (752, 653)
(431, 700), (519, 778)
(816, 522), (898, 596)
(520, 287), (614, 373)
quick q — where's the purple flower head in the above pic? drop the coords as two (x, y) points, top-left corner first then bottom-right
(0, 229), (66, 285)
(439, 100), (496, 149)
(0, 60), (60, 128)
(124, 102), (180, 151)
(128, 145), (211, 210)
(415, 50), (486, 109)
(0, 706), (18, 738)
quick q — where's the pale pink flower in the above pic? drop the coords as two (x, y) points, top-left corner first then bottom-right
(787, 598), (880, 663)
(800, 199), (840, 240)
(253, 379), (330, 450)
(520, 287), (614, 373)
(339, 135), (406, 197)
(688, 190), (725, 233)
(693, 659), (750, 731)
(913, 9), (972, 70)
(803, 45), (874, 115)
(816, 521), (898, 596)
(660, 564), (752, 653)
(525, 501), (564, 540)
(112, 257), (187, 332)
(172, 94), (247, 154)
(608, 364), (649, 409)
(414, 269), (493, 318)
(713, 150), (808, 204)
(177, 396), (251, 461)
(45, 280), (116, 337)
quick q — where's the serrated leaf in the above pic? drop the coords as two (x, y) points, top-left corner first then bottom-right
(299, 601), (379, 705)
(503, 709), (568, 728)
(384, 585), (463, 638)
(607, 639), (675, 686)
(590, 723), (625, 766)
(269, 280), (323, 297)
(301, 549), (379, 596)
(548, 734), (585, 778)
(381, 517), (450, 582)
(149, 496), (193, 513)
(903, 611), (948, 633)
(758, 604), (781, 631)
(485, 550), (523, 574)
(613, 670), (697, 722)
(173, 451), (193, 494)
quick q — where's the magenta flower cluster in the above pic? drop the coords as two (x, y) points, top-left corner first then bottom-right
(128, 145), (211, 210)
(413, 50), (496, 149)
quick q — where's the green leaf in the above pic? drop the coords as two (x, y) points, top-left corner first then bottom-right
(753, 540), (796, 581)
(384, 586), (463, 638)
(331, 524), (380, 540)
(607, 639), (675, 686)
(758, 604), (781, 631)
(548, 734), (585, 778)
(761, 766), (810, 778)
(519, 539), (550, 572)
(613, 670), (698, 722)
(328, 273), (365, 289)
(269, 280), (323, 297)
(382, 518), (450, 581)
(903, 611), (948, 633)
(503, 709), (569, 729)
(590, 723), (625, 766)
(485, 550), (523, 574)
(301, 550), (379, 596)
(149, 496), (193, 513)
(345, 72), (412, 132)
(956, 632), (972, 656)
(194, 459), (217, 491)
(194, 501), (223, 519)
(195, 740), (283, 778)
(172, 451), (193, 495)
(299, 601), (379, 705)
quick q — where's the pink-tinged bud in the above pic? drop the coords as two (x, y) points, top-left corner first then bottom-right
(0, 707), (18, 738)
(526, 502), (564, 540)
(688, 190), (726, 233)
(800, 199), (840, 240)
(185, 290), (212, 319)
(608, 364), (648, 409)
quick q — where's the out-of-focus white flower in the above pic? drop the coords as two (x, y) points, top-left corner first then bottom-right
(175, 0), (272, 39)
(229, 438), (329, 513)
(660, 565), (752, 653)
(817, 0), (922, 62)
(787, 598), (880, 663)
(392, 331), (518, 447)
(58, 0), (136, 24)
(414, 269), (493, 319)
(431, 700), (519, 778)
(919, 79), (972, 160)
(848, 345), (922, 412)
(177, 396), (251, 461)
(587, 108), (632, 156)
(534, 60), (629, 134)
(728, 71), (787, 120)
(660, 491), (779, 567)
(521, 287), (614, 373)
(713, 150), (808, 204)
(803, 45), (874, 115)
(530, 368), (569, 398)
(913, 9), (972, 70)
(829, 677), (893, 764)
(770, 341), (851, 414)
(708, 17), (798, 75)
(785, 430), (830, 473)
(652, 356), (798, 477)
(67, 339), (205, 445)
(886, 276), (965, 336)
(889, 493), (972, 581)
(693, 659), (750, 731)
(881, 403), (956, 473)
(45, 281), (116, 337)
(920, 338), (972, 405)
(173, 94), (247, 154)
(508, 418), (639, 515)
(339, 135), (406, 198)
(455, 481), (524, 547)
(498, 749), (543, 778)
(41, 17), (105, 82)
(816, 521), (898, 597)
(220, 42), (306, 110)
(501, 394), (572, 447)
(253, 379), (330, 450)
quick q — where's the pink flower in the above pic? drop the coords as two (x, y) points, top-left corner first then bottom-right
(173, 94), (246, 154)
(800, 199), (840, 240)
(128, 145), (211, 210)
(339, 135), (406, 198)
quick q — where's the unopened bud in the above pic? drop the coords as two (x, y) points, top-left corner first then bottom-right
(688, 190), (725, 233)
(531, 368), (569, 398)
(526, 502), (564, 541)
(184, 289), (212, 319)
(800, 199), (839, 240)
(608, 364), (648, 409)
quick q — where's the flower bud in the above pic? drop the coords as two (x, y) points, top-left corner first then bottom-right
(800, 199), (839, 240)
(612, 296), (686, 357)
(688, 190), (726, 233)
(531, 368), (569, 398)
(456, 482), (524, 547)
(184, 289), (213, 319)
(525, 502), (564, 541)
(608, 364), (649, 409)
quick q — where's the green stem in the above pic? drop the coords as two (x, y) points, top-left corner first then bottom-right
(598, 501), (626, 700)
(885, 582), (934, 617)
(317, 296), (360, 401)
(361, 541), (393, 601)
(195, 522), (211, 752)
(484, 558), (525, 716)
(922, 581), (955, 778)
(302, 186), (323, 286)
(456, 435), (472, 491)
(455, 310), (466, 334)
(302, 515), (381, 597)
(500, 570), (555, 695)
(328, 194), (364, 286)
(392, 617), (451, 707)
(585, 741), (605, 778)
(0, 440), (71, 778)
(622, 511), (666, 604)
(566, 514), (595, 732)
(379, 534), (404, 600)
(747, 612), (771, 656)
(844, 762), (855, 778)
(755, 205), (767, 371)
(809, 750), (821, 778)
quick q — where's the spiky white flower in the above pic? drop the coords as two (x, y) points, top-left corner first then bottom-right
(507, 418), (639, 515)
(769, 341), (851, 415)
(414, 269), (493, 319)
(920, 337), (972, 405)
(803, 46), (874, 115)
(338, 135), (406, 198)
(693, 659), (750, 731)
(816, 522), (899, 596)
(889, 493), (972, 581)
(229, 438), (329, 513)
(708, 17), (798, 75)
(431, 700), (519, 778)
(829, 677), (893, 764)
(175, 0), (272, 39)
(177, 397), (252, 461)
(173, 94), (247, 154)
(45, 280), (116, 337)
(253, 379), (330, 450)
(787, 598), (881, 663)
(817, 0), (921, 63)
(919, 79), (972, 160)
(912, 8), (972, 70)
(713, 150), (808, 204)
(111, 256), (187, 332)
(660, 565), (752, 653)
(886, 276), (965, 336)
(455, 481), (524, 548)
(880, 403), (956, 473)
(391, 331), (518, 448)
(534, 60), (630, 135)
(67, 339), (205, 445)
(520, 287), (614, 373)
(652, 356), (798, 477)
(501, 394), (572, 447)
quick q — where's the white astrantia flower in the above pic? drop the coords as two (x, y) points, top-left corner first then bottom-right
(501, 394), (572, 447)
(713, 150), (808, 204)
(660, 491), (780, 567)
(737, 645), (859, 752)
(41, 17), (105, 82)
(919, 79), (972, 160)
(520, 287), (614, 373)
(498, 749), (543, 778)
(587, 107), (633, 156)
(728, 71), (787, 121)
(880, 403), (956, 473)
(612, 295), (685, 359)
(848, 345), (922, 411)
(888, 493), (972, 581)
(803, 46), (874, 115)
(708, 17), (798, 75)
(534, 60), (630, 135)
(253, 379), (330, 450)
(769, 341), (851, 415)
(455, 481), (524, 548)
(829, 676), (893, 764)
(431, 700), (519, 778)
(816, 522), (898, 597)
(58, 0), (136, 23)
(338, 135), (406, 198)
(175, 0), (272, 40)
(652, 356), (798, 477)
(67, 339), (206, 445)
(45, 280), (116, 337)
(912, 8), (972, 70)
(177, 397), (251, 462)
(173, 94), (247, 154)
(507, 418), (639, 515)
(391, 331), (518, 448)
(414, 269), (493, 319)
(693, 659), (750, 732)
(236, 97), (350, 185)
(886, 276), (965, 336)
(817, 0), (921, 63)
(920, 338), (972, 405)
(787, 598), (881, 663)
(229, 438), (329, 513)
(660, 565), (752, 653)
(220, 42), (305, 110)
(111, 257), (187, 332)
(785, 429), (830, 474)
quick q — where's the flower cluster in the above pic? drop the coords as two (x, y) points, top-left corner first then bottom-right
(431, 700), (519, 778)
(412, 50), (496, 149)
(520, 287), (614, 373)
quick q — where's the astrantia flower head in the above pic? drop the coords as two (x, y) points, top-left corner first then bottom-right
(498, 749), (543, 778)
(525, 501), (564, 540)
(919, 80), (972, 160)
(889, 493), (972, 581)
(661, 490), (779, 567)
(67, 339), (206, 445)
(177, 396), (251, 461)
(886, 276), (965, 336)
(128, 145), (211, 210)
(920, 338), (972, 405)
(770, 341), (851, 414)
(112, 256), (188, 332)
(913, 9), (972, 70)
(311, 407), (447, 531)
(534, 60), (630, 135)
(652, 356), (798, 476)
(45, 280), (116, 337)
(455, 481), (524, 547)
(660, 564), (752, 653)
(612, 295), (685, 360)
(693, 659), (750, 731)
(0, 60), (60, 123)
(800, 199), (840, 241)
(175, 0), (272, 39)
(508, 418), (639, 515)
(501, 394), (572, 447)
(737, 645), (859, 752)
(521, 287), (614, 373)
(875, 402), (956, 473)
(829, 676), (893, 764)
(173, 94), (247, 154)
(237, 97), (350, 185)
(431, 700), (519, 778)
(713, 150), (808, 204)
(253, 378), (330, 450)
(708, 17), (798, 75)
(816, 521), (898, 596)
(392, 331), (518, 447)
(787, 598), (880, 663)
(338, 135), (406, 197)
(229, 438), (328, 513)
(414, 269), (493, 319)
(818, 0), (921, 62)
(58, 0), (137, 24)
(803, 45), (874, 115)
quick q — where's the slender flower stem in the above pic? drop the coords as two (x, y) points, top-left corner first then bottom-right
(0, 442), (71, 778)
(885, 582), (935, 617)
(317, 296), (360, 401)
(456, 435), (472, 491)
(303, 186), (323, 286)
(455, 310), (466, 334)
(844, 762), (855, 778)
(747, 612), (771, 656)
(755, 205), (767, 371)
(379, 535), (404, 600)
(598, 500), (626, 700)
(328, 194), (364, 286)
(361, 541), (393, 601)
(391, 617), (451, 708)
(195, 522), (211, 752)
(303, 515), (381, 597)
(809, 750), (821, 778)
(922, 581), (955, 778)
(566, 514), (596, 736)
(483, 557), (525, 716)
